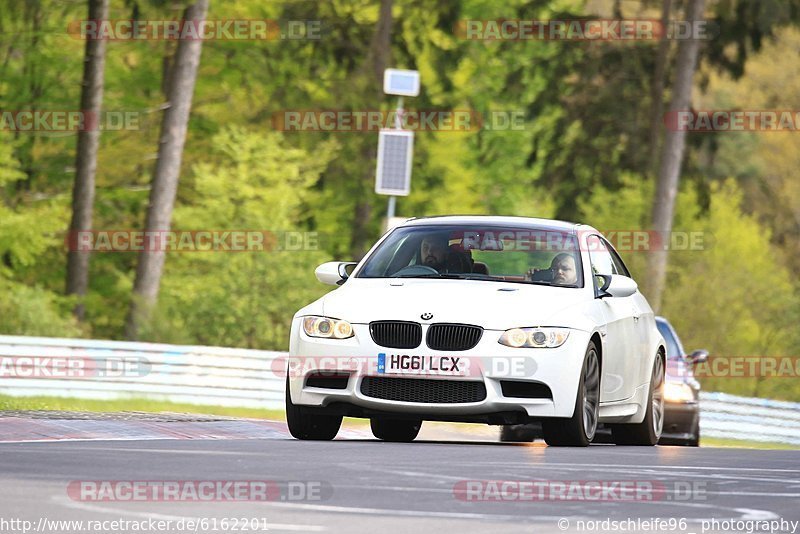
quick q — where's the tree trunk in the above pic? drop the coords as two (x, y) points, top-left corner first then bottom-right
(646, 0), (705, 311)
(350, 0), (393, 259)
(125, 0), (209, 340)
(65, 0), (109, 321)
(647, 0), (672, 177)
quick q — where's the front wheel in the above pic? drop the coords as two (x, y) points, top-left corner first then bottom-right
(611, 354), (665, 446)
(542, 342), (600, 447)
(285, 376), (342, 440)
(370, 418), (421, 442)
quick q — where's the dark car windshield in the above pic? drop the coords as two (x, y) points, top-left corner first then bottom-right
(657, 320), (685, 360)
(355, 224), (584, 287)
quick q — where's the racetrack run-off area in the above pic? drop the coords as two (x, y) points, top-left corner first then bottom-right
(1, 412), (798, 534)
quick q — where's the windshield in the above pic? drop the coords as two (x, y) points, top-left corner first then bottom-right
(356, 224), (584, 287)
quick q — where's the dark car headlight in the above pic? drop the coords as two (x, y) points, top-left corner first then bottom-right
(664, 382), (695, 402)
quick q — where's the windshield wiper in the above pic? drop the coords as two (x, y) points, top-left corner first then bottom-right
(442, 273), (496, 280)
(394, 273), (497, 281)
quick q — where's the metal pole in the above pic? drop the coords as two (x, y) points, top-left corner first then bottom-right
(385, 96), (404, 224)
(394, 96), (404, 128)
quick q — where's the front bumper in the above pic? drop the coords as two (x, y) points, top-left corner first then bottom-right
(659, 401), (700, 444)
(288, 319), (591, 421)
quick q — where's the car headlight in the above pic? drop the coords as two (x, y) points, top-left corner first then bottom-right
(498, 327), (570, 348)
(664, 382), (695, 402)
(302, 316), (354, 339)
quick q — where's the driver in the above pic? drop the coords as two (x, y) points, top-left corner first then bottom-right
(420, 234), (448, 272)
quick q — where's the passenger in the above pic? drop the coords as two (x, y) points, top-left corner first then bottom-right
(528, 253), (578, 285)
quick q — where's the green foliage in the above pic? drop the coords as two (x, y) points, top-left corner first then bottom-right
(0, 278), (81, 337)
(580, 175), (800, 400)
(135, 128), (335, 349)
(0, 131), (78, 336)
(662, 180), (800, 398)
(0, 0), (798, 403)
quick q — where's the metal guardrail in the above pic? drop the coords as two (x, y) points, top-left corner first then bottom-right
(0, 335), (285, 410)
(699, 391), (800, 445)
(1, 336), (798, 444)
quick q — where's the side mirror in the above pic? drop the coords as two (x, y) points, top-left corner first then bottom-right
(596, 274), (638, 298)
(687, 349), (709, 365)
(315, 261), (357, 286)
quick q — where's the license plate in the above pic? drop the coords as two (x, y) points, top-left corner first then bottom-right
(377, 353), (465, 376)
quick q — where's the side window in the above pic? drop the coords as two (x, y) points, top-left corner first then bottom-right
(601, 237), (631, 278)
(586, 235), (617, 289)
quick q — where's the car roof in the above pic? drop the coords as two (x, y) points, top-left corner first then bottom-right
(400, 215), (586, 233)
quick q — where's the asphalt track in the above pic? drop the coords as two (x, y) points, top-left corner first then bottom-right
(1, 416), (799, 534)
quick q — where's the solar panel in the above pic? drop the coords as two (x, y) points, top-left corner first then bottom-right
(375, 129), (414, 196)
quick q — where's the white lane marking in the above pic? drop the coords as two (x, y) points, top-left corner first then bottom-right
(463, 461), (800, 473)
(51, 495), (326, 532)
(484, 464), (800, 485)
(356, 466), (467, 482)
(0, 436), (287, 444)
(259, 501), (567, 521)
(0, 437), (197, 444)
(48, 479), (782, 526)
(258, 500), (780, 524)
(8, 445), (276, 456)
(736, 508), (780, 520)
(334, 483), (800, 499)
(352, 462), (800, 489)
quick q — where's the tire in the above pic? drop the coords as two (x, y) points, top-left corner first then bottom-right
(611, 354), (665, 446)
(285, 375), (342, 440)
(542, 342), (600, 447)
(370, 418), (421, 442)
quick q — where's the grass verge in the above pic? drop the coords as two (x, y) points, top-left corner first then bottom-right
(0, 394), (285, 421)
(700, 436), (799, 450)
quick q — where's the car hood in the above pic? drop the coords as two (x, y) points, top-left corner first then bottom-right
(317, 278), (592, 331)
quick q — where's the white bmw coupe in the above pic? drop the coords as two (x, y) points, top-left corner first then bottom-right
(286, 216), (666, 446)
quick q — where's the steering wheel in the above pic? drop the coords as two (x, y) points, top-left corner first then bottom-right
(392, 265), (440, 277)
